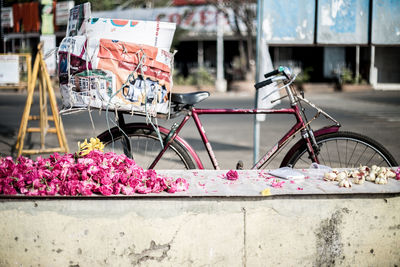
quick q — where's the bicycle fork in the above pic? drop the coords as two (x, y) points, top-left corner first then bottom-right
(301, 128), (320, 164)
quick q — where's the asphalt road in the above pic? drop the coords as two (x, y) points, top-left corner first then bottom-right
(0, 89), (399, 169)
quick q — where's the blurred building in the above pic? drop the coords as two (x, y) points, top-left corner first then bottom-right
(1, 0), (399, 89)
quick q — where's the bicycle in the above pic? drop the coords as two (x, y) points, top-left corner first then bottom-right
(97, 66), (398, 170)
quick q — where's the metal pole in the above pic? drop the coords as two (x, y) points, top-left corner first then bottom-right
(198, 40), (204, 69)
(215, 0), (226, 92)
(369, 45), (377, 88)
(355, 45), (360, 82)
(253, 0), (263, 164)
(0, 0), (3, 53)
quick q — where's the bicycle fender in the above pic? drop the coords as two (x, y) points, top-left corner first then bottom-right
(135, 123), (205, 169)
(280, 126), (340, 167)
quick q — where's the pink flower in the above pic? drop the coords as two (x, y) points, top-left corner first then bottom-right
(161, 177), (177, 193)
(121, 185), (134, 195)
(166, 182), (177, 193)
(2, 185), (17, 195)
(226, 170), (238, 181)
(100, 177), (113, 186)
(119, 173), (129, 185)
(145, 169), (157, 179)
(67, 180), (81, 196)
(136, 184), (152, 194)
(175, 178), (189, 192)
(128, 178), (141, 189)
(78, 181), (93, 196)
(26, 188), (39, 196)
(99, 185), (113, 196)
(19, 187), (29, 194)
(0, 151), (190, 196)
(113, 183), (123, 195)
(395, 167), (400, 180)
(151, 178), (165, 193)
(145, 177), (156, 189)
(45, 182), (59, 196)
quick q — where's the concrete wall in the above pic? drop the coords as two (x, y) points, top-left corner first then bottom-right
(0, 196), (399, 266)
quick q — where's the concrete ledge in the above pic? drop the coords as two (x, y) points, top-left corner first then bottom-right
(0, 195), (399, 266)
(1, 170), (400, 266)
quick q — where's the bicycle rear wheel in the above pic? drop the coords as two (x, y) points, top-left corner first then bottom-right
(98, 124), (197, 170)
(282, 131), (398, 169)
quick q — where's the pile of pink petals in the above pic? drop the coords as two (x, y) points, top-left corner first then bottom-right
(0, 151), (189, 196)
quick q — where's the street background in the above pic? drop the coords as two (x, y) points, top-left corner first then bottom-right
(1, 88), (399, 169)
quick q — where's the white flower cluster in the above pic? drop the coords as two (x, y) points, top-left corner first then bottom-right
(323, 165), (396, 188)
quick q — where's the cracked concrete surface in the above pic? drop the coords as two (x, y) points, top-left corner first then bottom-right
(0, 196), (399, 266)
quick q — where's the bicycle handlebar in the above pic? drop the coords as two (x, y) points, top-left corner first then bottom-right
(263, 69), (281, 79)
(255, 66), (293, 90)
(254, 79), (273, 90)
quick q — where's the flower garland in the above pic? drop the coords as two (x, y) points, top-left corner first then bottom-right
(0, 150), (189, 196)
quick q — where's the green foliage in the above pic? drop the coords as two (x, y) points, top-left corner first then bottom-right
(195, 67), (215, 85)
(174, 67), (215, 86)
(296, 67), (313, 83)
(339, 67), (367, 84)
(340, 67), (354, 84)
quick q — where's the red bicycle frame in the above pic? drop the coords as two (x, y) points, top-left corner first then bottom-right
(149, 102), (336, 170)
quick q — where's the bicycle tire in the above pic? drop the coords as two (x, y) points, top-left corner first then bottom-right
(97, 124), (197, 170)
(281, 131), (398, 168)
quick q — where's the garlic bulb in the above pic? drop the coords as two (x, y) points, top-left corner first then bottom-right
(387, 169), (396, 179)
(339, 178), (352, 188)
(323, 165), (393, 186)
(349, 170), (358, 178)
(337, 171), (347, 181)
(353, 176), (365, 185)
(324, 172), (337, 181)
(375, 176), (387, 185)
(359, 165), (370, 173)
(366, 171), (376, 182)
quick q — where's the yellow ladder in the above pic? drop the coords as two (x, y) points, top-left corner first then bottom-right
(15, 43), (69, 156)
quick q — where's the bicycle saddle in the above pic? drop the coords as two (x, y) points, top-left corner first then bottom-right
(171, 91), (210, 105)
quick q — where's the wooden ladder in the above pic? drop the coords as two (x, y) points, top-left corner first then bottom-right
(15, 43), (69, 156)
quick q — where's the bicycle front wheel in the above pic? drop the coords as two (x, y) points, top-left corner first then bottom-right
(98, 124), (197, 170)
(282, 131), (398, 169)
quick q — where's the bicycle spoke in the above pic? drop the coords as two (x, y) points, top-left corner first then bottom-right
(377, 158), (385, 166)
(354, 145), (368, 167)
(299, 157), (309, 165)
(320, 150), (327, 166)
(365, 151), (378, 166)
(336, 140), (341, 168)
(285, 132), (396, 169)
(144, 138), (149, 167)
(345, 139), (348, 167)
(324, 142), (332, 167)
(348, 142), (358, 167)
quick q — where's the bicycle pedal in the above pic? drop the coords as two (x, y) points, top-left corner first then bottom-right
(236, 160), (244, 170)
